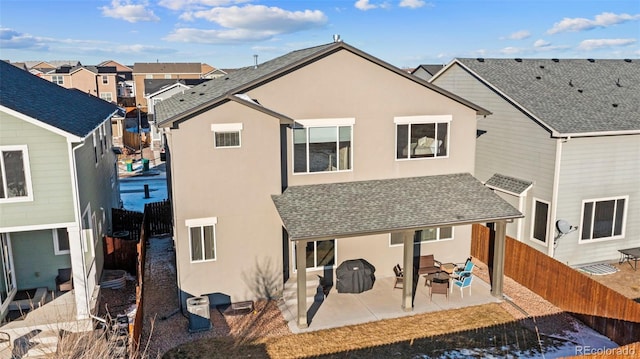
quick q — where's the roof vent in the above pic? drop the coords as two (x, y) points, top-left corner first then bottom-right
(333, 34), (342, 43)
(588, 58), (595, 63)
(539, 65), (545, 69)
(253, 54), (258, 69)
(578, 89), (583, 93)
(536, 76), (541, 80)
(199, 93), (204, 96)
(552, 58), (559, 62)
(515, 58), (522, 62)
(616, 78), (621, 87)
(624, 59), (632, 63)
(569, 80), (573, 87)
(477, 58), (485, 62)
(612, 103), (618, 108)
(179, 99), (184, 102)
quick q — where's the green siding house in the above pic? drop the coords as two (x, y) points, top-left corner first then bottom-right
(0, 61), (121, 326)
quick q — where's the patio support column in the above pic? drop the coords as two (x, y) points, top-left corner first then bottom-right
(295, 240), (309, 328)
(491, 220), (507, 298)
(401, 231), (414, 311)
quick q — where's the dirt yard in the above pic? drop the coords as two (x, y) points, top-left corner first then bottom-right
(586, 261), (640, 300)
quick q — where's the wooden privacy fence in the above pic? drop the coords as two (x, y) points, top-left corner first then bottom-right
(144, 199), (173, 236)
(130, 210), (148, 351)
(112, 208), (143, 242)
(471, 224), (640, 345)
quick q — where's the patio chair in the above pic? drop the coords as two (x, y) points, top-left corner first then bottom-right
(56, 268), (73, 292)
(393, 264), (404, 289)
(417, 254), (441, 275)
(452, 272), (473, 298)
(453, 257), (474, 279)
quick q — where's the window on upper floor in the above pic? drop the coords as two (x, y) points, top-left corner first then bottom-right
(102, 75), (108, 84)
(293, 118), (354, 174)
(395, 115), (450, 160)
(164, 74), (171, 79)
(389, 226), (453, 246)
(531, 198), (550, 244)
(186, 217), (217, 262)
(100, 92), (113, 102)
(0, 145), (33, 203)
(51, 75), (64, 85)
(211, 123), (242, 148)
(53, 228), (70, 255)
(580, 196), (627, 242)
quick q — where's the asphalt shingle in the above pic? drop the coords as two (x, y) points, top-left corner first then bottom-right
(0, 61), (120, 138)
(456, 58), (640, 135)
(272, 173), (523, 241)
(484, 173), (533, 195)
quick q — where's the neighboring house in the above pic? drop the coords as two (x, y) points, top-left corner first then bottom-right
(156, 41), (522, 328)
(98, 60), (135, 104)
(411, 64), (445, 80)
(431, 58), (640, 266)
(132, 62), (209, 110)
(145, 79), (210, 149)
(40, 65), (119, 103)
(0, 61), (121, 324)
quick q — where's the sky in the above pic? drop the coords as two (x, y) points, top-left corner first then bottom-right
(1, 0), (638, 70)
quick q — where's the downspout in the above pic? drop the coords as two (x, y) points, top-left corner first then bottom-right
(69, 140), (91, 319)
(547, 138), (565, 258)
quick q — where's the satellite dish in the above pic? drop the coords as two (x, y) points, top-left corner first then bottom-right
(556, 220), (573, 234)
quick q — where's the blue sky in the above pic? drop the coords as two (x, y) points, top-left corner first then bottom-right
(1, 0), (638, 69)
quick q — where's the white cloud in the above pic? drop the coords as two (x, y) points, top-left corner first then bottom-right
(184, 5), (327, 33)
(508, 30), (531, 40)
(578, 38), (637, 50)
(399, 0), (427, 9)
(164, 28), (274, 43)
(500, 47), (523, 55)
(533, 39), (550, 48)
(355, 0), (377, 10)
(0, 28), (48, 50)
(158, 0), (249, 11)
(548, 12), (640, 34)
(100, 0), (159, 23)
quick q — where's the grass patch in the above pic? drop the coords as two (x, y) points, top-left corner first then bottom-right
(163, 303), (558, 359)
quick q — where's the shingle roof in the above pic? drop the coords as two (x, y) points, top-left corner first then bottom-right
(484, 173), (533, 195)
(155, 42), (490, 126)
(272, 173), (522, 241)
(455, 58), (640, 135)
(0, 61), (120, 138)
(144, 78), (210, 96)
(133, 62), (202, 74)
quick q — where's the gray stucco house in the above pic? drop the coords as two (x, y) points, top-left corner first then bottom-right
(0, 61), (121, 327)
(431, 58), (640, 266)
(155, 41), (522, 328)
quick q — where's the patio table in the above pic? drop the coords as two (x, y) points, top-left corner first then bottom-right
(618, 247), (640, 271)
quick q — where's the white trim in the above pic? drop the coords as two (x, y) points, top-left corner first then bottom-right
(578, 195), (628, 243)
(211, 123), (243, 132)
(186, 218), (218, 263)
(0, 233), (17, 313)
(52, 228), (71, 255)
(530, 198), (550, 246)
(0, 105), (83, 142)
(0, 144), (34, 203)
(185, 217), (218, 227)
(548, 138), (562, 257)
(295, 118), (355, 127)
(0, 221), (77, 233)
(393, 115), (452, 125)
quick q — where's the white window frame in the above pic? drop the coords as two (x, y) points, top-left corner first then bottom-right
(102, 75), (109, 84)
(186, 217), (217, 263)
(530, 198), (550, 245)
(389, 227), (454, 247)
(53, 228), (71, 255)
(394, 115), (451, 161)
(579, 196), (628, 243)
(100, 92), (113, 102)
(0, 145), (34, 203)
(211, 123), (242, 149)
(292, 118), (355, 175)
(292, 239), (338, 272)
(93, 132), (99, 165)
(51, 75), (64, 85)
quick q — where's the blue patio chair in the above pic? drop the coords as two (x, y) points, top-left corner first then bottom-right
(453, 257), (474, 278)
(452, 272), (473, 298)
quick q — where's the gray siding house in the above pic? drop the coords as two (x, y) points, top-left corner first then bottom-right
(156, 41), (522, 328)
(0, 61), (121, 327)
(431, 58), (640, 266)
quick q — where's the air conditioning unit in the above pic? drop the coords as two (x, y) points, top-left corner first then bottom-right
(186, 296), (212, 333)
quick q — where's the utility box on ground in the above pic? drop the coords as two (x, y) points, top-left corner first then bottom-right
(187, 296), (212, 333)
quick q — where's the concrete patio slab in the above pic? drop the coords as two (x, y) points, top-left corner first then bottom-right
(279, 274), (499, 334)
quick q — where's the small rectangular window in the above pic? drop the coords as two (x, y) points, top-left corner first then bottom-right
(186, 217), (217, 262)
(0, 145), (33, 202)
(211, 123), (242, 148)
(52, 75), (64, 85)
(100, 92), (113, 102)
(53, 228), (70, 255)
(532, 199), (549, 243)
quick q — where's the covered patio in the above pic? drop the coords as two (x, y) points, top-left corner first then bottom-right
(272, 173), (523, 329)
